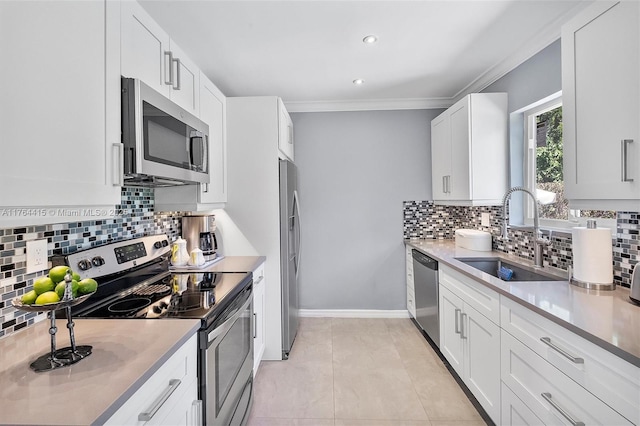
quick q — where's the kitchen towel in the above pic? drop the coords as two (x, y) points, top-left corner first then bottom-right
(572, 227), (613, 284)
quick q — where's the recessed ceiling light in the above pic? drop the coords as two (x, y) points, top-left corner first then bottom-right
(353, 79), (365, 85)
(362, 35), (378, 44)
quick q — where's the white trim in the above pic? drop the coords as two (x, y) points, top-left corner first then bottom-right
(299, 309), (410, 319)
(284, 97), (453, 113)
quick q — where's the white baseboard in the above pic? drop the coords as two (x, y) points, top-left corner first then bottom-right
(299, 309), (410, 319)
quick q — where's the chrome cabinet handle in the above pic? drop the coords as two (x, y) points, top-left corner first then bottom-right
(541, 392), (585, 426)
(454, 308), (461, 334)
(540, 337), (584, 364)
(112, 143), (123, 186)
(173, 57), (181, 90)
(202, 182), (209, 193)
(164, 51), (174, 86)
(254, 275), (264, 285)
(460, 312), (467, 339)
(447, 175), (451, 193)
(621, 139), (634, 182)
(253, 312), (257, 339)
(192, 399), (202, 425)
(138, 379), (181, 421)
(442, 176), (447, 194)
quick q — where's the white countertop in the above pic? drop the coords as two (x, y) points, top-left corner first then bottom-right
(0, 318), (200, 425)
(406, 239), (640, 367)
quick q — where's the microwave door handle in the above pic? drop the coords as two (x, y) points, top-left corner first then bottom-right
(189, 133), (206, 171)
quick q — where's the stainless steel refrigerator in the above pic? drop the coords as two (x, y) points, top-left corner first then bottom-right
(279, 159), (300, 359)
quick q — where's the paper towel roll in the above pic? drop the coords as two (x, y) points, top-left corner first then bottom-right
(572, 227), (613, 284)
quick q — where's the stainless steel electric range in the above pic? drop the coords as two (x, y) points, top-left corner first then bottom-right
(60, 235), (254, 426)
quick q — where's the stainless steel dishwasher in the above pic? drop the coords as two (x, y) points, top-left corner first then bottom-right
(412, 250), (439, 347)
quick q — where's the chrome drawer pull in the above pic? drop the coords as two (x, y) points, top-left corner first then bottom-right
(460, 312), (467, 339)
(621, 139), (634, 182)
(454, 308), (461, 334)
(541, 392), (585, 426)
(254, 275), (264, 285)
(540, 337), (584, 364)
(138, 378), (181, 421)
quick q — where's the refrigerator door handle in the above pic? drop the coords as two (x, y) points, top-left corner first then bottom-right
(293, 189), (301, 279)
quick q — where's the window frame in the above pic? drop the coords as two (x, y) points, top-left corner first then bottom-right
(522, 94), (617, 232)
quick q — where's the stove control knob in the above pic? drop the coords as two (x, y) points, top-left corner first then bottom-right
(77, 259), (92, 271)
(91, 256), (105, 267)
(162, 240), (169, 247)
(152, 305), (163, 314)
(158, 301), (168, 309)
(154, 241), (163, 249)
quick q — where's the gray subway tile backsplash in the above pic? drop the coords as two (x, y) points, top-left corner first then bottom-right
(0, 187), (184, 339)
(403, 201), (638, 289)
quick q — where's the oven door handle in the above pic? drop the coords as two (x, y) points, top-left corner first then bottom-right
(208, 293), (252, 344)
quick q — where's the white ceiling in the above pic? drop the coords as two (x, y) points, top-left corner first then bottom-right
(139, 0), (592, 111)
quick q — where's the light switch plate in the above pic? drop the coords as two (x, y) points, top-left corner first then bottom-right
(481, 212), (490, 227)
(26, 239), (48, 274)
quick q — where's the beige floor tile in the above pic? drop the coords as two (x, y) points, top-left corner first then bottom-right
(335, 420), (431, 426)
(412, 370), (484, 422)
(288, 329), (333, 364)
(331, 318), (390, 334)
(251, 360), (334, 419)
(299, 317), (333, 332)
(332, 332), (402, 370)
(248, 418), (335, 426)
(333, 363), (428, 421)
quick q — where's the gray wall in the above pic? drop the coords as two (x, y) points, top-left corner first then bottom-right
(291, 110), (440, 310)
(483, 39), (562, 222)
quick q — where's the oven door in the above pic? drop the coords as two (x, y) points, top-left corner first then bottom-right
(202, 286), (253, 426)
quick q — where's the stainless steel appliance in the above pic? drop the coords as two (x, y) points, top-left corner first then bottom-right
(412, 250), (439, 347)
(279, 159), (300, 359)
(182, 215), (219, 262)
(631, 265), (640, 305)
(62, 235), (253, 426)
(121, 77), (210, 187)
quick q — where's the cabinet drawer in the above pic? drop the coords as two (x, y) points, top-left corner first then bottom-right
(501, 296), (640, 424)
(501, 330), (632, 425)
(439, 264), (500, 324)
(105, 334), (198, 425)
(501, 382), (544, 426)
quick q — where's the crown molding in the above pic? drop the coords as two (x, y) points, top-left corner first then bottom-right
(284, 97), (454, 113)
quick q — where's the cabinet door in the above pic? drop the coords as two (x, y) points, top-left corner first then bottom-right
(431, 112), (450, 200)
(168, 42), (200, 116)
(463, 303), (501, 423)
(253, 263), (266, 375)
(121, 0), (171, 97)
(199, 75), (227, 204)
(449, 98), (471, 200)
(0, 0), (121, 220)
(278, 99), (294, 161)
(562, 1), (640, 207)
(439, 285), (464, 375)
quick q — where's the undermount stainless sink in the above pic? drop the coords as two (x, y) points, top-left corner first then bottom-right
(455, 257), (564, 282)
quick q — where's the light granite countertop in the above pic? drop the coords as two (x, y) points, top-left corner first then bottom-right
(0, 318), (200, 425)
(406, 239), (640, 368)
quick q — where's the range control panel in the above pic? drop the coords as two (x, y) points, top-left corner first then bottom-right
(65, 235), (170, 280)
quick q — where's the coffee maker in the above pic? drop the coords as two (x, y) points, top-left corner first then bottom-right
(181, 215), (218, 263)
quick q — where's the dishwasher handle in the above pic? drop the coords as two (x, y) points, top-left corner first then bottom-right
(412, 250), (438, 270)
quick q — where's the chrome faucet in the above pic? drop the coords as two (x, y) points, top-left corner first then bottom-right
(501, 187), (551, 268)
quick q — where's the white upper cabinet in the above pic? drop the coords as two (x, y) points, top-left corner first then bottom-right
(121, 1), (199, 116)
(562, 0), (640, 211)
(0, 0), (122, 226)
(431, 93), (508, 206)
(155, 73), (227, 211)
(278, 99), (295, 162)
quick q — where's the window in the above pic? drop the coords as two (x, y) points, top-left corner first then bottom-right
(523, 96), (615, 229)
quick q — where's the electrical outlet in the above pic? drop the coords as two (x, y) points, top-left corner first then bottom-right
(26, 239), (48, 274)
(481, 212), (490, 227)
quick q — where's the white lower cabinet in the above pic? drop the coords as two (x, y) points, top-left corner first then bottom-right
(253, 261), (266, 375)
(501, 382), (544, 426)
(406, 246), (416, 318)
(105, 334), (201, 426)
(501, 330), (631, 425)
(439, 272), (501, 424)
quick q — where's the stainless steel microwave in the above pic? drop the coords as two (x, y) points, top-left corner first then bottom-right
(121, 77), (209, 187)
